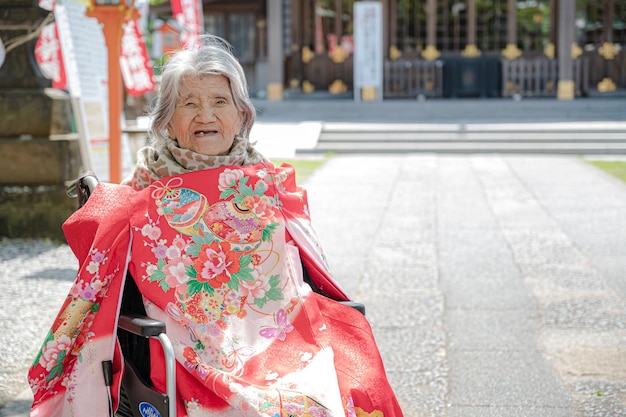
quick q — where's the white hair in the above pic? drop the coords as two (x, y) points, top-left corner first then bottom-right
(148, 35), (256, 147)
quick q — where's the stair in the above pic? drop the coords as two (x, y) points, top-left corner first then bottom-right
(302, 121), (626, 154)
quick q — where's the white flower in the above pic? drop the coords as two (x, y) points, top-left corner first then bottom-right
(218, 169), (244, 191)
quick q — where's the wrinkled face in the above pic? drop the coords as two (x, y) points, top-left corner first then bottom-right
(168, 74), (243, 156)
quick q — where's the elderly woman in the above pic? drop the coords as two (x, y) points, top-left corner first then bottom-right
(123, 35), (267, 189)
(28, 36), (403, 417)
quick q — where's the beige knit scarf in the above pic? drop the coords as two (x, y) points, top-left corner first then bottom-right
(122, 137), (269, 189)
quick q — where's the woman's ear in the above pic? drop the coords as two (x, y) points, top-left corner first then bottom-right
(237, 112), (245, 136)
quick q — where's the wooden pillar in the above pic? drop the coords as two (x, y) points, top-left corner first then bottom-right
(462, 0), (480, 57)
(422, 0), (440, 61)
(267, 0), (284, 100)
(314, 3), (324, 54)
(604, 0), (614, 43)
(288, 0), (303, 89)
(597, 0), (618, 92)
(300, 0), (315, 94)
(327, 0), (348, 94)
(557, 0), (575, 99)
(545, 0), (558, 58)
(502, 0), (521, 59)
(303, 0), (312, 46)
(388, 0), (401, 59)
(334, 0), (342, 39)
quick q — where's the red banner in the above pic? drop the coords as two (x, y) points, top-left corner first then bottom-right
(35, 22), (67, 90)
(170, 0), (203, 48)
(120, 19), (156, 96)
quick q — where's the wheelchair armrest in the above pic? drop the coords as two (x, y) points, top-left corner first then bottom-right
(339, 301), (366, 316)
(66, 172), (100, 208)
(119, 313), (166, 338)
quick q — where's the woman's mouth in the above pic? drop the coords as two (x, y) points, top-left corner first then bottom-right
(195, 130), (217, 136)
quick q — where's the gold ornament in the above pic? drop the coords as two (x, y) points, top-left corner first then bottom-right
(502, 43), (522, 60)
(421, 45), (440, 62)
(461, 44), (481, 57)
(597, 77), (617, 92)
(571, 43), (583, 59)
(598, 42), (619, 60)
(302, 46), (314, 64)
(389, 45), (402, 61)
(329, 79), (347, 94)
(302, 80), (315, 94)
(329, 46), (348, 64)
(544, 42), (555, 59)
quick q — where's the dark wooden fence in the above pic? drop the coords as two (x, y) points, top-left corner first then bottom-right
(383, 59), (444, 99)
(302, 54), (354, 91)
(501, 57), (589, 97)
(298, 54), (599, 98)
(585, 51), (625, 89)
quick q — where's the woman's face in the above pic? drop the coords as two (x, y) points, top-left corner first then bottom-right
(168, 74), (243, 156)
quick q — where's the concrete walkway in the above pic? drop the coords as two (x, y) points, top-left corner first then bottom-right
(305, 153), (626, 417)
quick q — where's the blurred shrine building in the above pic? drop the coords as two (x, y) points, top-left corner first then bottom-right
(150, 0), (626, 99)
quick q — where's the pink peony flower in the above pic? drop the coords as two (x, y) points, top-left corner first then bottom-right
(218, 169), (244, 191)
(239, 269), (271, 299)
(40, 335), (72, 371)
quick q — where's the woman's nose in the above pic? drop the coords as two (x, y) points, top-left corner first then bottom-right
(196, 106), (216, 121)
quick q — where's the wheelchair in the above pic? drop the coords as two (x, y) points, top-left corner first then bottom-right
(67, 173), (365, 417)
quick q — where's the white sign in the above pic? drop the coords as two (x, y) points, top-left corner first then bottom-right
(55, 0), (107, 180)
(55, 0), (134, 182)
(353, 1), (383, 102)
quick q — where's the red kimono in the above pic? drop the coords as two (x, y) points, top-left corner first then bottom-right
(28, 163), (403, 417)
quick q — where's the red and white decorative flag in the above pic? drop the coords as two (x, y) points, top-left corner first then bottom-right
(170, 0), (203, 48)
(120, 19), (156, 96)
(35, 22), (67, 89)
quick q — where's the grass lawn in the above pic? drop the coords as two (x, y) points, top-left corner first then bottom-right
(586, 159), (626, 184)
(270, 156), (331, 183)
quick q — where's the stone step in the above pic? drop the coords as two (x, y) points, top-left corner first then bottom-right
(300, 122), (626, 154)
(306, 142), (626, 154)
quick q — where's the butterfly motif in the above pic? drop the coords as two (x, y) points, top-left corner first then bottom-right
(182, 346), (211, 381)
(259, 308), (294, 341)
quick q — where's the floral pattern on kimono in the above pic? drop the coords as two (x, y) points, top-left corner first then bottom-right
(28, 163), (404, 417)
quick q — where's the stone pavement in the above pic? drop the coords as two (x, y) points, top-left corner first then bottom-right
(304, 154), (626, 417)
